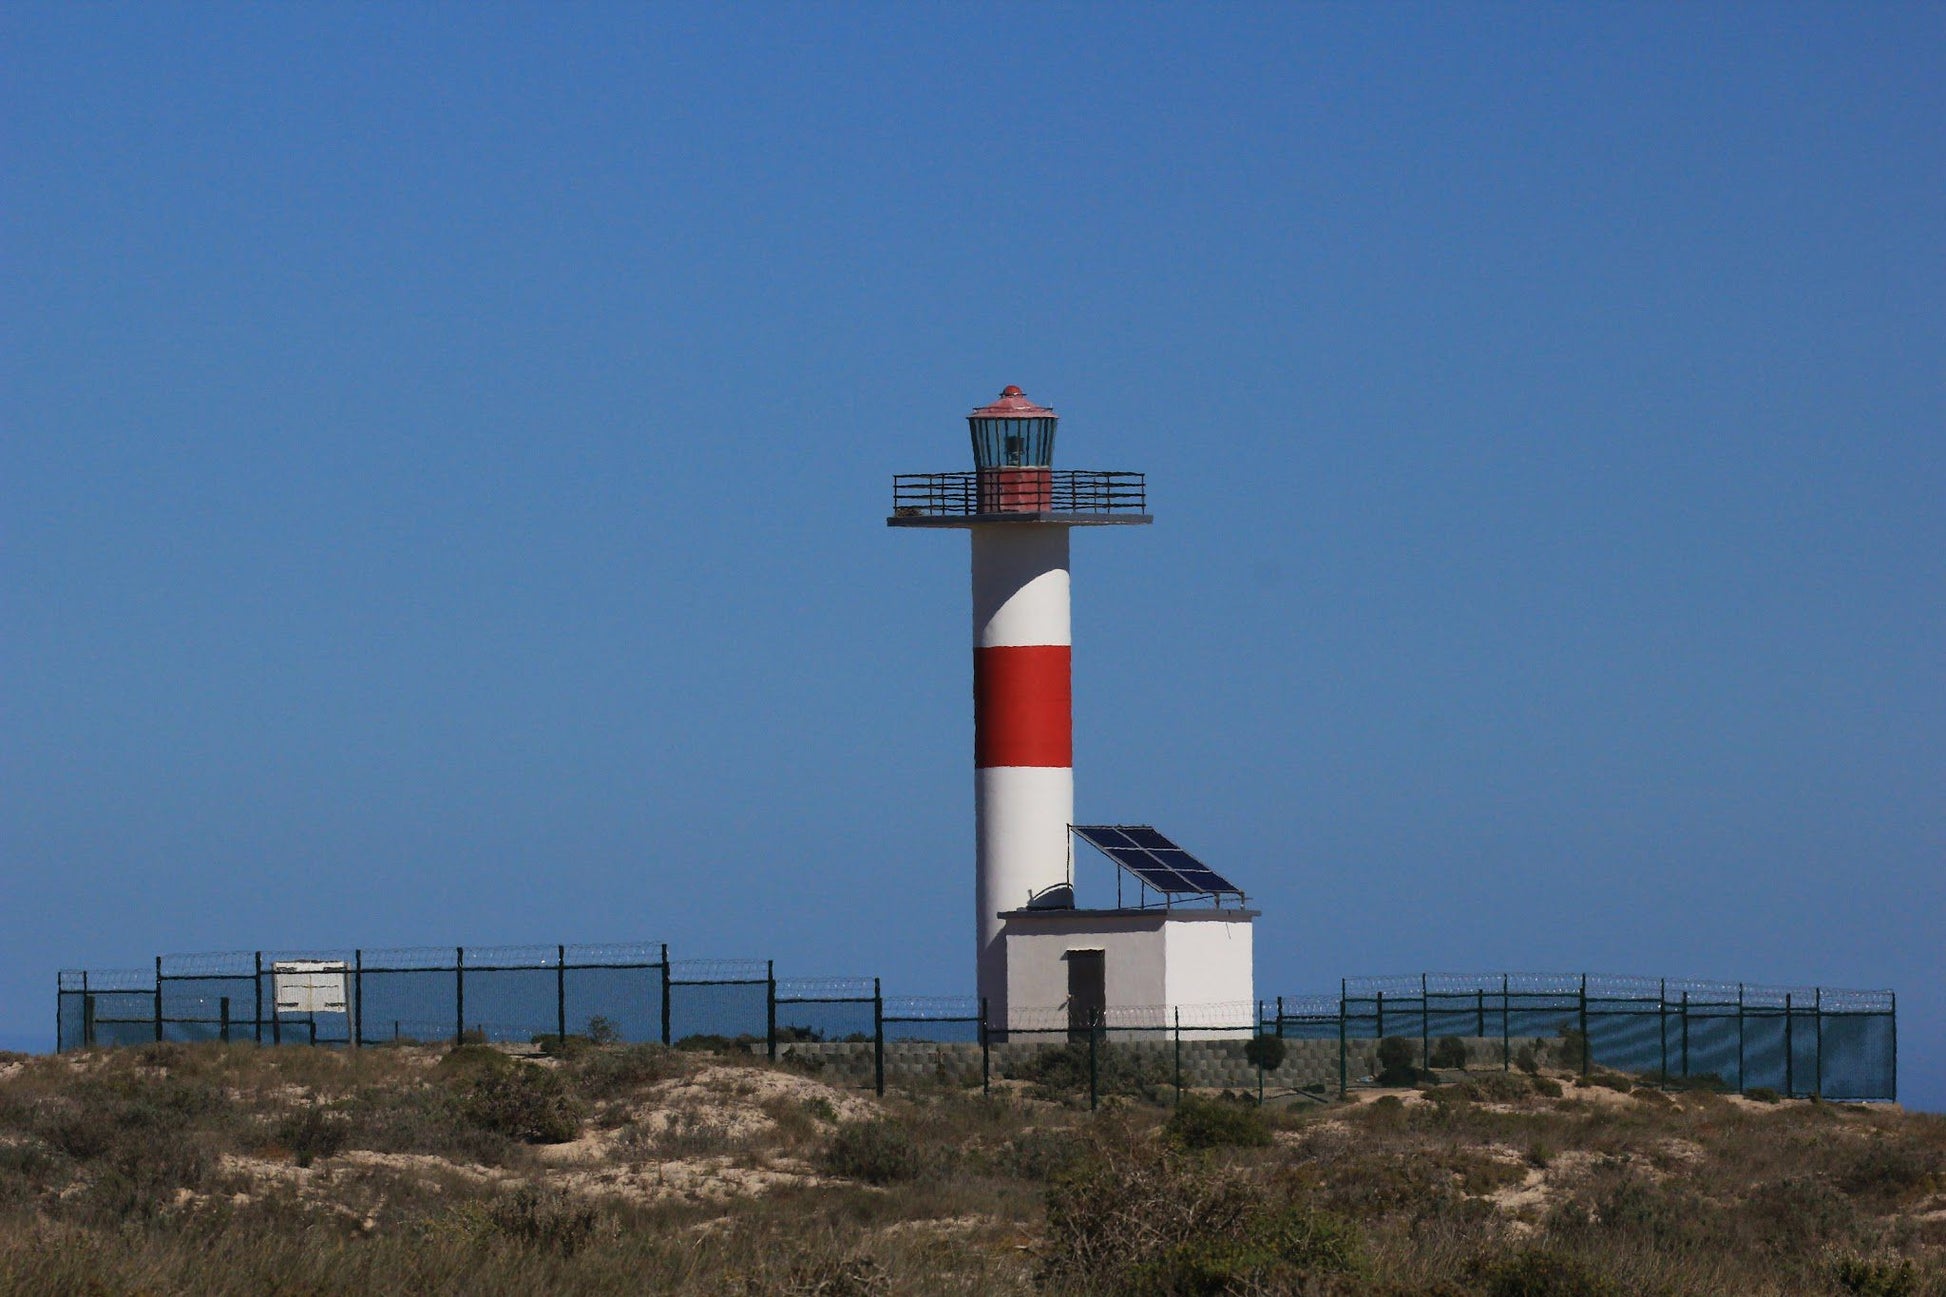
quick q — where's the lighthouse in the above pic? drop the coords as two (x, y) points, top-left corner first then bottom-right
(891, 387), (1254, 1031)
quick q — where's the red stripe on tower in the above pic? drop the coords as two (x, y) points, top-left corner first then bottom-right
(974, 645), (1073, 767)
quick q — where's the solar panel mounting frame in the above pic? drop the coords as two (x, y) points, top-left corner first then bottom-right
(1069, 824), (1246, 910)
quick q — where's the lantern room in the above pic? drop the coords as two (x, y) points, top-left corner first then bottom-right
(968, 385), (1058, 468)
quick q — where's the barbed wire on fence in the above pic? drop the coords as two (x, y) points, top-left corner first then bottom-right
(564, 942), (664, 966)
(158, 952), (256, 978)
(776, 977), (875, 1002)
(668, 959), (768, 984)
(359, 947), (460, 971)
(460, 945), (561, 969)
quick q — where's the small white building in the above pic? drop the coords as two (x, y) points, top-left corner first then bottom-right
(997, 825), (1256, 1037)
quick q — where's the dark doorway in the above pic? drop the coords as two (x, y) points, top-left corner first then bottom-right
(1066, 949), (1105, 1038)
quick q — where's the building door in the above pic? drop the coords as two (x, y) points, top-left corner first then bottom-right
(1067, 949), (1105, 1038)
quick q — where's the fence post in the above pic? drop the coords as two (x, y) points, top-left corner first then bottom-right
(221, 996), (230, 1044)
(556, 945), (567, 1045)
(1338, 979), (1349, 1098)
(1814, 987), (1823, 1101)
(1375, 989), (1384, 1041)
(254, 952), (263, 1046)
(979, 997), (990, 1097)
(154, 956), (164, 1043)
(872, 978), (884, 1097)
(1659, 979), (1668, 1085)
(83, 991), (96, 1048)
(765, 960), (777, 1062)
(1175, 1006), (1184, 1106)
(1680, 990), (1689, 1079)
(455, 946), (465, 1047)
(1501, 974), (1510, 1072)
(1087, 1009), (1099, 1111)
(659, 943), (672, 1047)
(1736, 983), (1745, 1094)
(1889, 991), (1898, 1103)
(353, 950), (363, 1049)
(1782, 993), (1798, 1098)
(1419, 974), (1429, 1071)
(1476, 988), (1484, 1041)
(1261, 993), (1276, 1106)
(1578, 974), (1589, 1076)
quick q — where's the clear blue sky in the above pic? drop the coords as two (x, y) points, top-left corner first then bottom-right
(3, 6), (1940, 1105)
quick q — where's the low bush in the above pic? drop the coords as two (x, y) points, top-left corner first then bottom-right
(674, 1033), (760, 1054)
(274, 1106), (351, 1167)
(1430, 1036), (1470, 1070)
(1480, 1247), (1616, 1297)
(1744, 1086), (1781, 1103)
(1833, 1134), (1942, 1203)
(1375, 1037), (1423, 1087)
(460, 1064), (583, 1144)
(1001, 1126), (1085, 1181)
(1041, 1124), (1365, 1294)
(1459, 1072), (1533, 1103)
(1829, 1252), (1920, 1297)
(822, 1119), (927, 1184)
(565, 1042), (686, 1099)
(1165, 1094), (1270, 1151)
(1010, 1041), (1169, 1102)
(1242, 1034), (1286, 1072)
(484, 1185), (601, 1257)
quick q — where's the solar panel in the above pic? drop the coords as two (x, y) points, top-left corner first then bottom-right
(1071, 825), (1243, 899)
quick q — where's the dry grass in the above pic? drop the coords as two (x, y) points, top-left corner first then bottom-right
(0, 1041), (1940, 1295)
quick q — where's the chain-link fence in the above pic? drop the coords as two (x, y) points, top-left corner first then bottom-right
(1265, 973), (1897, 1103)
(56, 953), (1896, 1105)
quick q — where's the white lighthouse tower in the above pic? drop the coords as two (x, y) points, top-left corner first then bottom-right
(891, 387), (1254, 1031)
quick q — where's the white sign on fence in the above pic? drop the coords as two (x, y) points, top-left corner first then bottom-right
(273, 960), (349, 1015)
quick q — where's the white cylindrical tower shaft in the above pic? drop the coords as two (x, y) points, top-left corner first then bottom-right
(971, 524), (1072, 1021)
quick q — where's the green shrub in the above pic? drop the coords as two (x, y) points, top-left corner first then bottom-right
(1531, 1076), (1564, 1098)
(1166, 1094), (1270, 1151)
(1515, 1045), (1540, 1074)
(566, 1042), (685, 1099)
(460, 1064), (583, 1144)
(1430, 1036), (1470, 1070)
(1243, 1034), (1287, 1072)
(1375, 1037), (1422, 1087)
(1739, 1177), (1860, 1253)
(1139, 1201), (1366, 1295)
(822, 1119), (926, 1184)
(273, 1106), (351, 1167)
(1744, 1086), (1781, 1103)
(1010, 1040), (1169, 1102)
(1041, 1126), (1364, 1294)
(1481, 1247), (1617, 1297)
(531, 1032), (591, 1058)
(1003, 1127), (1085, 1181)
(1833, 1135), (1941, 1202)
(1830, 1252), (1919, 1297)
(674, 1033), (760, 1053)
(1460, 1072), (1533, 1103)
(484, 1186), (600, 1257)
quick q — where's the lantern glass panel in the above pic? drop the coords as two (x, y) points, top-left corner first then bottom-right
(969, 417), (1057, 468)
